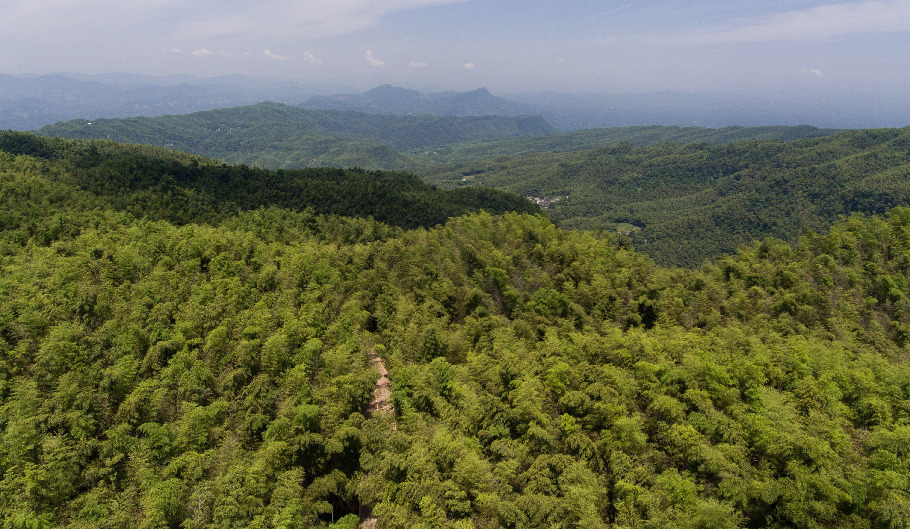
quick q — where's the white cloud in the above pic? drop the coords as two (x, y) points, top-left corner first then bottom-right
(801, 68), (824, 77)
(408, 61), (428, 68)
(463, 62), (475, 69)
(191, 48), (213, 57)
(687, 1), (910, 44)
(263, 49), (288, 60)
(303, 51), (323, 64)
(365, 50), (385, 67)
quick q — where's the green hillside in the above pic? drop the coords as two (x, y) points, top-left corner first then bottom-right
(404, 124), (838, 165)
(423, 127), (910, 267)
(0, 131), (536, 231)
(36, 106), (874, 268)
(37, 106), (834, 173)
(2, 132), (910, 529)
(35, 103), (553, 170)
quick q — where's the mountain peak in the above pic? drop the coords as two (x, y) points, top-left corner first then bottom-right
(367, 84), (420, 96)
(303, 86), (536, 118)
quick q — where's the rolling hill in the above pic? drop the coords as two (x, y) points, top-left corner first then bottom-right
(402, 124), (838, 165)
(0, 131), (537, 231)
(37, 106), (902, 268)
(36, 103), (553, 170)
(36, 103), (838, 174)
(423, 127), (910, 266)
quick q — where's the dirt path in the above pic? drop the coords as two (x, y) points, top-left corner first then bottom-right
(366, 349), (395, 418)
(361, 349), (396, 528)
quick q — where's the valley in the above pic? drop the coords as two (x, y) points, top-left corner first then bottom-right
(34, 103), (909, 267)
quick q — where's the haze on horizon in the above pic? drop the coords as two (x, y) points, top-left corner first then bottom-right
(2, 1), (908, 114)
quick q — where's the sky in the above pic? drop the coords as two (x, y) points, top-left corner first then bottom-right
(2, 0), (909, 101)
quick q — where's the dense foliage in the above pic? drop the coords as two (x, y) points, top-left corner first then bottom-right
(0, 131), (536, 231)
(1, 136), (909, 529)
(423, 127), (910, 266)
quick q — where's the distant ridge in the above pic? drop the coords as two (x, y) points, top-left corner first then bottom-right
(302, 84), (537, 117)
(0, 72), (346, 130)
(37, 102), (840, 173)
(509, 91), (910, 131)
(37, 102), (554, 169)
(5, 72), (908, 132)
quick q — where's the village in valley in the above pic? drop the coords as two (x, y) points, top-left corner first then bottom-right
(525, 194), (567, 208)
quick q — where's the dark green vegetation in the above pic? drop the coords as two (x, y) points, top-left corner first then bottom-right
(424, 127), (910, 267)
(36, 102), (553, 170)
(0, 131), (535, 231)
(2, 133), (910, 529)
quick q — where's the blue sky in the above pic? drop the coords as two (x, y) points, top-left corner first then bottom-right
(2, 0), (908, 101)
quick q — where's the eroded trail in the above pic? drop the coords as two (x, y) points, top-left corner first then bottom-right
(361, 350), (396, 528)
(367, 349), (395, 418)
(366, 349), (395, 418)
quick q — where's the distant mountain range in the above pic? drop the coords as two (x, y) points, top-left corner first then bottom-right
(302, 84), (535, 117)
(6, 73), (908, 131)
(303, 87), (773, 130)
(506, 91), (909, 131)
(303, 85), (910, 131)
(0, 73), (347, 130)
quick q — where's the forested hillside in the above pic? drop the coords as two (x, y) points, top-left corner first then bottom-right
(36, 103), (553, 170)
(38, 104), (892, 269)
(405, 124), (837, 164)
(425, 127), (910, 267)
(2, 133), (910, 529)
(37, 106), (833, 173)
(0, 132), (536, 230)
